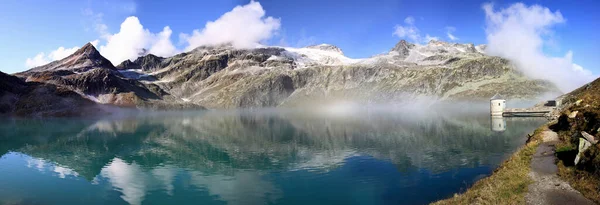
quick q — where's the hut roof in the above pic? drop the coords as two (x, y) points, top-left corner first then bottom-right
(490, 93), (504, 100)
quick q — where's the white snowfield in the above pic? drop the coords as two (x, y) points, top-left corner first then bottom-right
(278, 41), (485, 68)
(282, 45), (363, 68)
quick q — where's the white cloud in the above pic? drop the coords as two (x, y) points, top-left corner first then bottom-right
(404, 16), (415, 25)
(83, 8), (110, 38)
(25, 53), (50, 68)
(26, 1), (280, 68)
(25, 45), (86, 68)
(90, 39), (100, 47)
(149, 26), (178, 57)
(26, 16), (178, 67)
(393, 16), (438, 44)
(393, 16), (420, 42)
(180, 1), (281, 51)
(99, 16), (178, 65)
(425, 34), (438, 42)
(483, 3), (596, 92)
(285, 28), (317, 48)
(101, 158), (146, 205)
(446, 26), (459, 41)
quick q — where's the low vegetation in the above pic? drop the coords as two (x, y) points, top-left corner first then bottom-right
(550, 109), (600, 203)
(432, 127), (546, 205)
(436, 77), (600, 204)
(557, 161), (600, 204)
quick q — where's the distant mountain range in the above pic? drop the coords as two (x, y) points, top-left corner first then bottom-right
(1, 40), (562, 116)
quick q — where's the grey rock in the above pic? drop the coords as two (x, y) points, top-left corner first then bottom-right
(581, 131), (598, 144)
(306, 44), (344, 55)
(0, 71), (106, 117)
(575, 137), (593, 165)
(390, 39), (415, 58)
(569, 111), (579, 118)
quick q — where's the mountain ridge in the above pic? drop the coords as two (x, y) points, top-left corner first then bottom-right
(1, 39), (562, 116)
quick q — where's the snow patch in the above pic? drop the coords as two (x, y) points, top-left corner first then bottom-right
(282, 47), (362, 68)
(118, 69), (151, 80)
(267, 55), (285, 61)
(86, 95), (100, 103)
(153, 78), (175, 83)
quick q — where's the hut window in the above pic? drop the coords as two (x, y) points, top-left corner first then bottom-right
(498, 103), (500, 106)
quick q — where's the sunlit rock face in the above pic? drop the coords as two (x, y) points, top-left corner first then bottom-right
(112, 39), (560, 109)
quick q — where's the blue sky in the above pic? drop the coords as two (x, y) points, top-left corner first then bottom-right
(0, 0), (598, 77)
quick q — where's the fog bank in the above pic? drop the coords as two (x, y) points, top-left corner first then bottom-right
(483, 3), (596, 93)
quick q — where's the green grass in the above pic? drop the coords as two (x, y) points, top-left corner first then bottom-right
(432, 127), (546, 205)
(555, 143), (576, 153)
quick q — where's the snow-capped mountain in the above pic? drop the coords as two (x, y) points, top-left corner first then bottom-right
(109, 39), (558, 109)
(1, 39), (560, 116)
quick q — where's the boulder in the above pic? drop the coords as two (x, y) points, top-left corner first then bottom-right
(575, 137), (593, 165)
(569, 111), (579, 118)
(581, 131), (598, 144)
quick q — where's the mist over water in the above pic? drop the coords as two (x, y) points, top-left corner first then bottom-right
(0, 107), (546, 205)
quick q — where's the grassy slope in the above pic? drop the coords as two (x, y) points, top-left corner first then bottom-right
(551, 77), (600, 204)
(432, 127), (546, 205)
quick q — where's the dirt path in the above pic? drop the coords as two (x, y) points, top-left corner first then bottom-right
(525, 130), (595, 205)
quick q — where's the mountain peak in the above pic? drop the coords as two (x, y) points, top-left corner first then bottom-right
(26, 42), (114, 73)
(117, 53), (166, 71)
(390, 39), (415, 56)
(427, 39), (445, 45)
(82, 42), (96, 49)
(73, 42), (101, 57)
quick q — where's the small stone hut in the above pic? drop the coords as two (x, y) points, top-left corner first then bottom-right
(490, 93), (506, 116)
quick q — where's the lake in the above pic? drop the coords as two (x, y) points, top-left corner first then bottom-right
(0, 106), (546, 205)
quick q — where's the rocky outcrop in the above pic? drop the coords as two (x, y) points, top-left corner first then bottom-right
(0, 71), (105, 117)
(116, 54), (166, 72)
(0, 72), (27, 113)
(390, 40), (415, 58)
(306, 44), (344, 55)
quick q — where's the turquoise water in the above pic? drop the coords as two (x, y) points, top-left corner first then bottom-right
(0, 109), (546, 205)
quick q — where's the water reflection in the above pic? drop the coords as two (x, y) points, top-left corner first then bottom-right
(491, 116), (506, 132)
(0, 109), (546, 205)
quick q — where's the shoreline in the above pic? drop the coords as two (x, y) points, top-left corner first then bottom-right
(432, 125), (547, 204)
(433, 114), (597, 204)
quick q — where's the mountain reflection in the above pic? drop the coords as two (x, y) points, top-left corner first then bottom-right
(0, 109), (546, 205)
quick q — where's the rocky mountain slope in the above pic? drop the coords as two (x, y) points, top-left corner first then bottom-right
(116, 39), (560, 108)
(15, 43), (201, 110)
(0, 71), (104, 117)
(2, 39), (561, 115)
